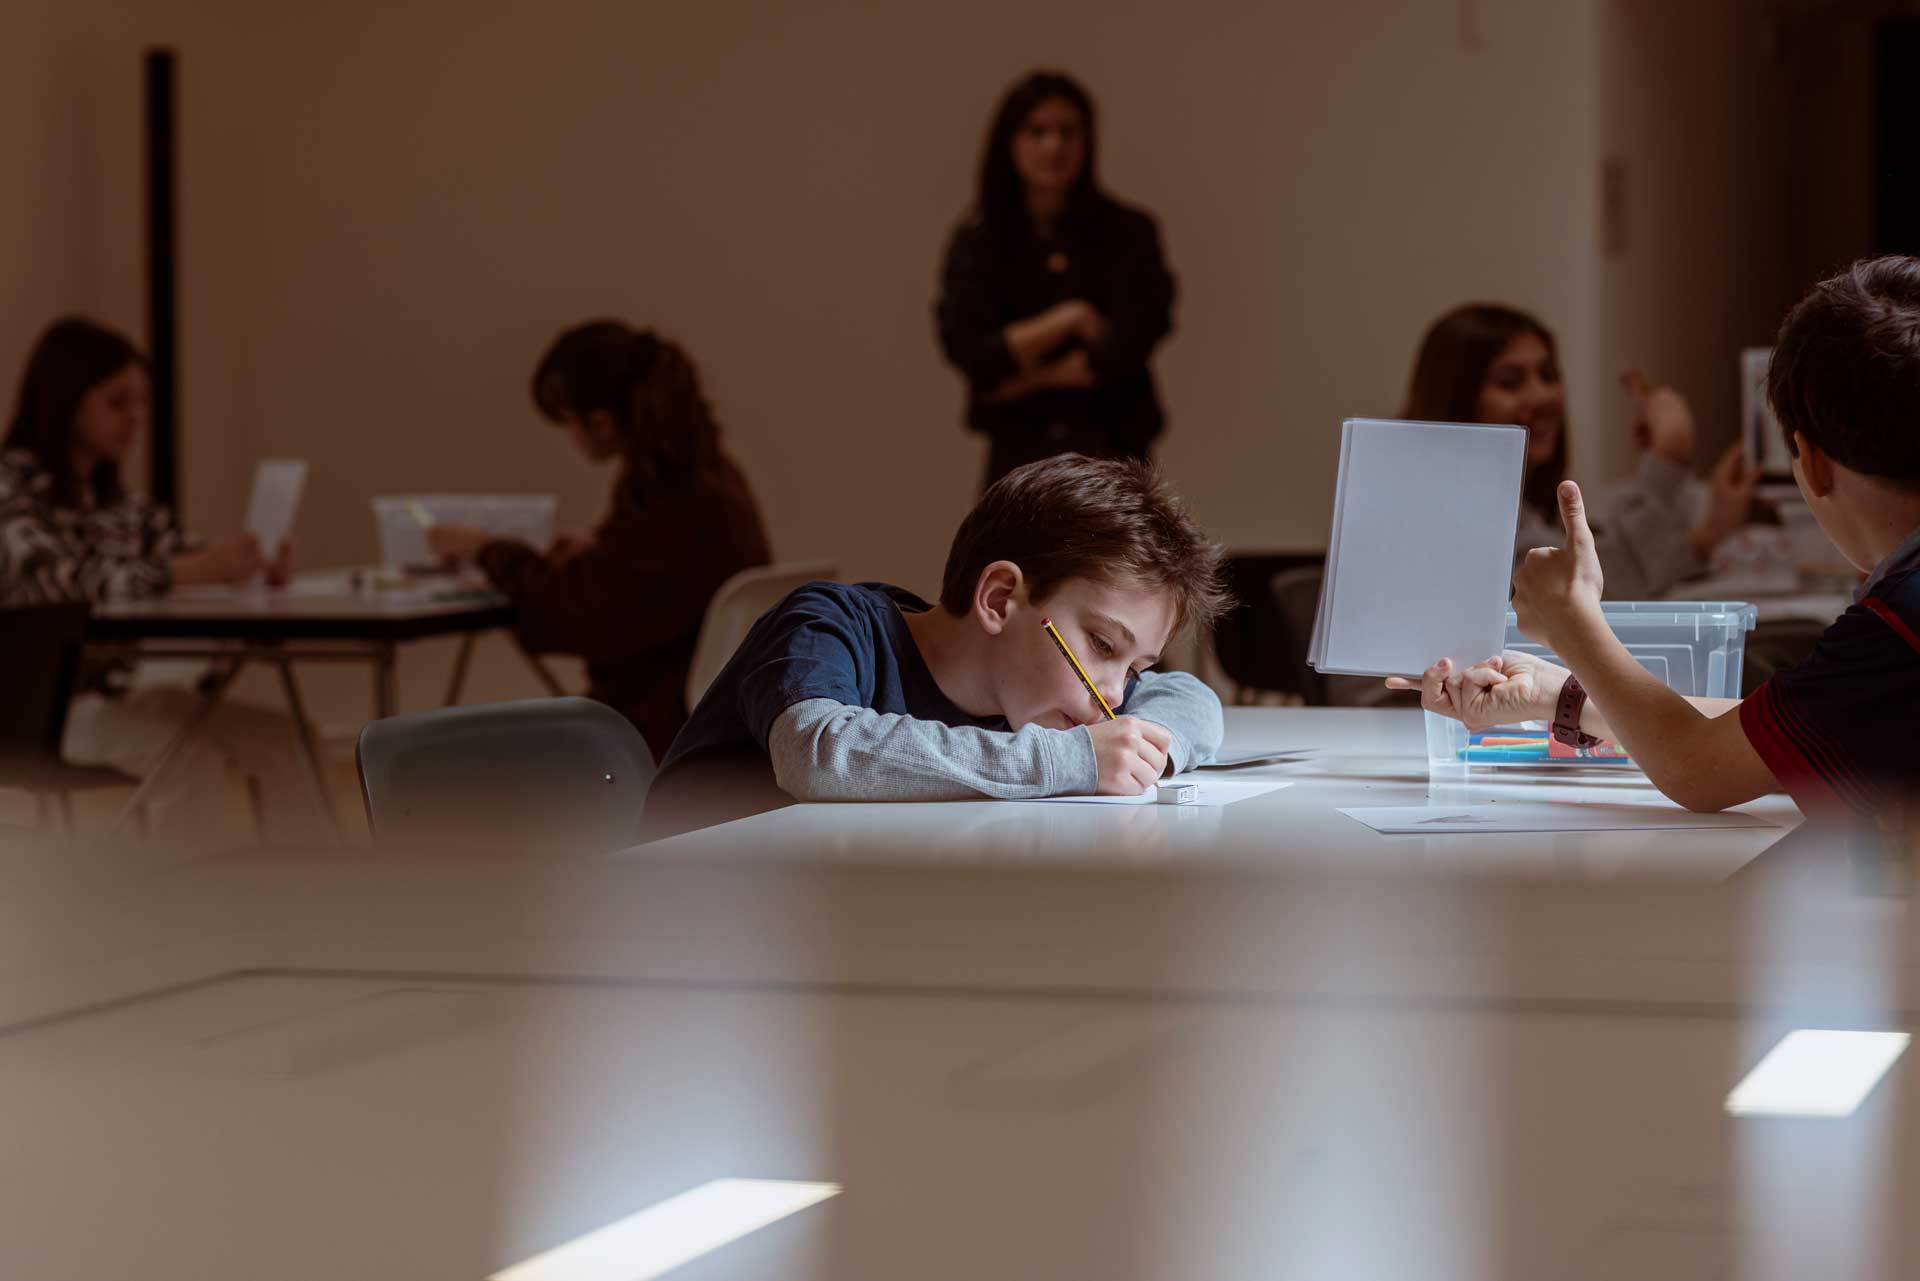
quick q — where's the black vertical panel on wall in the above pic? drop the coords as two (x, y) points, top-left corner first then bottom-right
(144, 47), (178, 507)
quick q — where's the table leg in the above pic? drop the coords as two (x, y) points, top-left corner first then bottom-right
(109, 656), (247, 836)
(273, 654), (345, 839)
(443, 632), (476, 707)
(375, 644), (400, 720)
(510, 632), (566, 697)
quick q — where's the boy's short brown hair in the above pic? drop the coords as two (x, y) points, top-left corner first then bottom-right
(1768, 255), (1920, 491)
(938, 454), (1231, 637)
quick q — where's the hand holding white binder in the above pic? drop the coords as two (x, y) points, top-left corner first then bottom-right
(1307, 418), (1527, 678)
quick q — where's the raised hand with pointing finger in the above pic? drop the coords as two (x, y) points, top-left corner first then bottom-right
(1510, 479), (1605, 654)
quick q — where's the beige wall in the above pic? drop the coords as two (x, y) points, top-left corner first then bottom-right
(22, 0), (1776, 719)
(10, 0), (1607, 565)
(1594, 0), (1804, 482)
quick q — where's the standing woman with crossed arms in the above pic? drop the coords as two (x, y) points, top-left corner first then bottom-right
(936, 71), (1177, 491)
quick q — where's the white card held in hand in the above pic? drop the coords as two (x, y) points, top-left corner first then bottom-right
(244, 459), (307, 557)
(1308, 418), (1526, 679)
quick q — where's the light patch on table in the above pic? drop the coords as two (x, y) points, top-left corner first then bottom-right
(488, 1178), (840, 1281)
(1725, 1029), (1910, 1118)
(191, 987), (494, 1078)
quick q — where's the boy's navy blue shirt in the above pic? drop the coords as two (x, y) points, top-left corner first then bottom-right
(661, 580), (1004, 774)
(1740, 527), (1920, 820)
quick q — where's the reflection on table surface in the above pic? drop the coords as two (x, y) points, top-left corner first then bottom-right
(0, 968), (1911, 1280)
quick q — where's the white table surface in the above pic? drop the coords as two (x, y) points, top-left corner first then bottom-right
(0, 712), (1905, 1279)
(642, 708), (1803, 880)
(0, 709), (1846, 1046)
(1, 969), (1912, 1280)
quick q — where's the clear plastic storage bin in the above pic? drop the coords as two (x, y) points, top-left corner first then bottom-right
(1425, 601), (1758, 772)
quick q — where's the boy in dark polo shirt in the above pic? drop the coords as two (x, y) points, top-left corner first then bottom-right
(645, 454), (1230, 838)
(1399, 256), (1920, 830)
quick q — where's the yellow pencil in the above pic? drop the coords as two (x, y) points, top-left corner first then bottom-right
(1041, 616), (1116, 720)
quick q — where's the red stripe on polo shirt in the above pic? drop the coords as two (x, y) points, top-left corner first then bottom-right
(1765, 672), (1877, 811)
(1740, 679), (1846, 813)
(1861, 595), (1920, 657)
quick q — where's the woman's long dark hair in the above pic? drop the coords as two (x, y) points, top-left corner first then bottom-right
(530, 320), (721, 488)
(4, 317), (146, 509)
(975, 70), (1102, 250)
(1402, 303), (1568, 521)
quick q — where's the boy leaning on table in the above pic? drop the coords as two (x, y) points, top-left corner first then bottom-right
(640, 453), (1230, 839)
(1398, 256), (1920, 836)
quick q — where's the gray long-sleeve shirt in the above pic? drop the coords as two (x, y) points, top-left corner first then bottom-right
(766, 669), (1223, 802)
(1515, 453), (1704, 599)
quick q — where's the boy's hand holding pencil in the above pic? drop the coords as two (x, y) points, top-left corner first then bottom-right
(1089, 717), (1173, 795)
(1041, 615), (1175, 795)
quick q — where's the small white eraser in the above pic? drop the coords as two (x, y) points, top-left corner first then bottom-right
(1155, 782), (1197, 805)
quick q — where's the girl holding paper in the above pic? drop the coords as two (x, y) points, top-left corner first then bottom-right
(1, 317), (322, 837)
(0, 319), (288, 604)
(1402, 304), (1757, 599)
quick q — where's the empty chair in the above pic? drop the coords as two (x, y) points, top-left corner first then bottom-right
(686, 559), (839, 708)
(1268, 566), (1413, 709)
(1267, 566), (1331, 706)
(1210, 551), (1326, 704)
(0, 601), (143, 834)
(356, 696), (654, 854)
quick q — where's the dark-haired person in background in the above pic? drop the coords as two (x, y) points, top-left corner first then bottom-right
(427, 321), (770, 761)
(1, 317), (312, 834)
(1, 318), (282, 604)
(936, 71), (1176, 491)
(1403, 303), (1757, 599)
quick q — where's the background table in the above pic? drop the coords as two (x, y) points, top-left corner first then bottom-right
(88, 570), (562, 832)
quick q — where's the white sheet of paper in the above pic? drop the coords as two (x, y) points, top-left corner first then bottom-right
(1742, 347), (1794, 474)
(1339, 802), (1775, 835)
(1030, 779), (1295, 807)
(1308, 419), (1526, 678)
(244, 459), (307, 555)
(372, 494), (557, 568)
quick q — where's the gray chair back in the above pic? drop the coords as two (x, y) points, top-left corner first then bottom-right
(356, 696), (654, 853)
(687, 560), (839, 709)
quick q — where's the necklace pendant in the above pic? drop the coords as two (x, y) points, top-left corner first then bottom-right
(1046, 251), (1069, 274)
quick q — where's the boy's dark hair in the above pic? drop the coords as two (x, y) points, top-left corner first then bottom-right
(938, 453), (1231, 638)
(4, 317), (146, 509)
(1768, 255), (1920, 490)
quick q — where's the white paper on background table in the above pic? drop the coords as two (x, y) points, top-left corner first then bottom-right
(1339, 802), (1776, 835)
(373, 493), (557, 568)
(1028, 778), (1295, 807)
(244, 459), (307, 556)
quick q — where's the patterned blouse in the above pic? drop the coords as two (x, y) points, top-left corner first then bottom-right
(0, 448), (195, 606)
